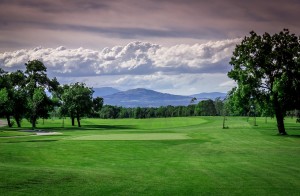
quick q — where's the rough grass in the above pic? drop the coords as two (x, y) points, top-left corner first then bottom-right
(0, 116), (299, 195)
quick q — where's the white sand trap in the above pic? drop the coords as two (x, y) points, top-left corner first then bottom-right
(36, 132), (62, 136)
(0, 120), (7, 127)
(71, 133), (190, 140)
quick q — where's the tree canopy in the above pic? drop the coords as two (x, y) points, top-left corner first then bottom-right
(194, 100), (217, 116)
(25, 60), (60, 129)
(228, 29), (300, 135)
(61, 83), (94, 127)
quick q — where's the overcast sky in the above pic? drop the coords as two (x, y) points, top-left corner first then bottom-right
(1, 0), (300, 95)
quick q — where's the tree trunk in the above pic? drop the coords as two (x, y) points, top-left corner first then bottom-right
(273, 97), (287, 135)
(222, 115), (226, 129)
(76, 114), (81, 127)
(62, 118), (64, 128)
(275, 111), (286, 135)
(32, 116), (36, 130)
(15, 117), (21, 127)
(265, 116), (267, 124)
(6, 114), (12, 127)
(71, 113), (75, 126)
(14, 114), (21, 127)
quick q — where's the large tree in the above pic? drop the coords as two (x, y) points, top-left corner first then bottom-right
(8, 70), (28, 127)
(61, 83), (94, 127)
(25, 60), (60, 129)
(0, 68), (13, 127)
(0, 69), (28, 127)
(228, 29), (300, 135)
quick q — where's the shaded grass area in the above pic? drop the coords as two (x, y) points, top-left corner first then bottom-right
(0, 117), (299, 195)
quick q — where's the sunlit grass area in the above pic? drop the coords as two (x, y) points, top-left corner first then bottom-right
(0, 117), (299, 195)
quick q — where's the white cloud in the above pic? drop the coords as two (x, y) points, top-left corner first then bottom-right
(0, 39), (241, 77)
(0, 40), (241, 94)
(219, 80), (236, 88)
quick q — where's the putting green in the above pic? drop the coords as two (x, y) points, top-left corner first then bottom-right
(71, 133), (191, 140)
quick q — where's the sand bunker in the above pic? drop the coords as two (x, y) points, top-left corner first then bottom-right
(21, 130), (62, 136)
(0, 120), (7, 127)
(35, 132), (62, 136)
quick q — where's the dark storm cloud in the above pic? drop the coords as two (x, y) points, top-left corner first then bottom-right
(0, 18), (226, 40)
(0, 0), (109, 13)
(1, 0), (300, 52)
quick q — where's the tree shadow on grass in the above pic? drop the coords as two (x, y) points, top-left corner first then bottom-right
(5, 139), (58, 143)
(25, 140), (58, 142)
(251, 123), (300, 138)
(82, 124), (137, 130)
(286, 135), (300, 138)
(40, 124), (137, 131)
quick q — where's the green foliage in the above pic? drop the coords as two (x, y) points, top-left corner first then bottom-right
(0, 88), (9, 105)
(24, 60), (60, 129)
(61, 83), (94, 126)
(228, 29), (300, 134)
(90, 97), (103, 117)
(214, 97), (224, 116)
(194, 99), (217, 116)
(0, 70), (18, 126)
(134, 107), (143, 119)
(0, 69), (28, 127)
(33, 88), (44, 104)
(99, 105), (121, 119)
(98, 100), (227, 119)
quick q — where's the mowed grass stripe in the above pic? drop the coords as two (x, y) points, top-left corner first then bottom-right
(79, 117), (207, 130)
(70, 133), (191, 140)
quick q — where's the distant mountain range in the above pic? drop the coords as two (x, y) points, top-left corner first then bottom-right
(93, 87), (226, 107)
(102, 88), (192, 107)
(93, 87), (121, 97)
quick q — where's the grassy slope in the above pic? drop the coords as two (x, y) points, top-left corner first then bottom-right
(0, 117), (299, 195)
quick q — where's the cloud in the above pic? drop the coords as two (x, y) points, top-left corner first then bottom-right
(0, 39), (241, 77)
(0, 40), (241, 94)
(219, 80), (236, 87)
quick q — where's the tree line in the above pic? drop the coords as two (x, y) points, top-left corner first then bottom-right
(97, 98), (223, 119)
(0, 60), (103, 128)
(96, 99), (299, 120)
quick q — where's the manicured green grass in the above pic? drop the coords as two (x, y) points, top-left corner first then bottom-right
(0, 130), (33, 137)
(0, 117), (299, 195)
(71, 133), (191, 140)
